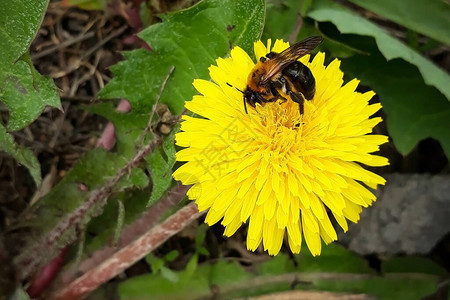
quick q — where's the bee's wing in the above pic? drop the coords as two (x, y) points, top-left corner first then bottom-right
(277, 36), (323, 61)
(261, 36), (323, 85)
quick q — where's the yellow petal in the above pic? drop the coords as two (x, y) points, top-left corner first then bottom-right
(287, 218), (302, 251)
(303, 223), (321, 256)
(223, 214), (242, 237)
(241, 186), (258, 222)
(254, 40), (268, 61)
(247, 205), (264, 251)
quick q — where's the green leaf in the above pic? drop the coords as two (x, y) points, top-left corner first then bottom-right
(118, 260), (250, 300)
(347, 0), (450, 45)
(119, 256), (211, 300)
(7, 286), (31, 300)
(118, 248), (440, 300)
(61, 0), (107, 10)
(82, 102), (149, 157)
(73, 229), (86, 268)
(0, 3), (61, 131)
(116, 168), (148, 192)
(34, 149), (146, 214)
(297, 20), (365, 59)
(184, 253), (198, 279)
(257, 254), (296, 275)
(296, 243), (372, 273)
(128, 168), (150, 189)
(262, 0), (304, 41)
(307, 0), (450, 101)
(341, 52), (450, 157)
(1, 55), (61, 130)
(98, 0), (265, 115)
(312, 277), (437, 300)
(146, 128), (177, 206)
(112, 198), (125, 245)
(85, 189), (150, 254)
(195, 223), (208, 249)
(382, 257), (448, 276)
(197, 246), (209, 256)
(160, 266), (179, 283)
(300, 0), (312, 16)
(209, 260), (252, 286)
(146, 254), (164, 272)
(0, 124), (41, 185)
(164, 250), (179, 262)
(0, 0), (47, 65)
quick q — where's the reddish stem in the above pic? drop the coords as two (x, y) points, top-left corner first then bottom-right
(48, 202), (201, 300)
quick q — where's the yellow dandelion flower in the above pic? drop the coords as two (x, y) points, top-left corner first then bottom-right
(173, 39), (389, 256)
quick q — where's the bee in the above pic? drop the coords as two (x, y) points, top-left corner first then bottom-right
(234, 36), (323, 115)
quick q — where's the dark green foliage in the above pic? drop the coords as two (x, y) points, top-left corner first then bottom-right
(0, 0), (60, 185)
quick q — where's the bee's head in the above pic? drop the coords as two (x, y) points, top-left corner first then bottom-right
(243, 89), (258, 105)
(226, 82), (259, 114)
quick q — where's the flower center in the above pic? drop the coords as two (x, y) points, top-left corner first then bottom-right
(249, 97), (305, 168)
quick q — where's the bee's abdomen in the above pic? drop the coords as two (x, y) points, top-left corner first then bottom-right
(282, 61), (316, 100)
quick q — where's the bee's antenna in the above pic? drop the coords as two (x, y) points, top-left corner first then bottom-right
(226, 82), (244, 94)
(243, 98), (248, 114)
(227, 82), (248, 114)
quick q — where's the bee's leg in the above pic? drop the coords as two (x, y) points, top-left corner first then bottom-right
(266, 95), (287, 103)
(288, 92), (306, 115)
(274, 77), (290, 104)
(281, 72), (307, 115)
(256, 93), (267, 103)
(269, 84), (287, 103)
(255, 93), (279, 110)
